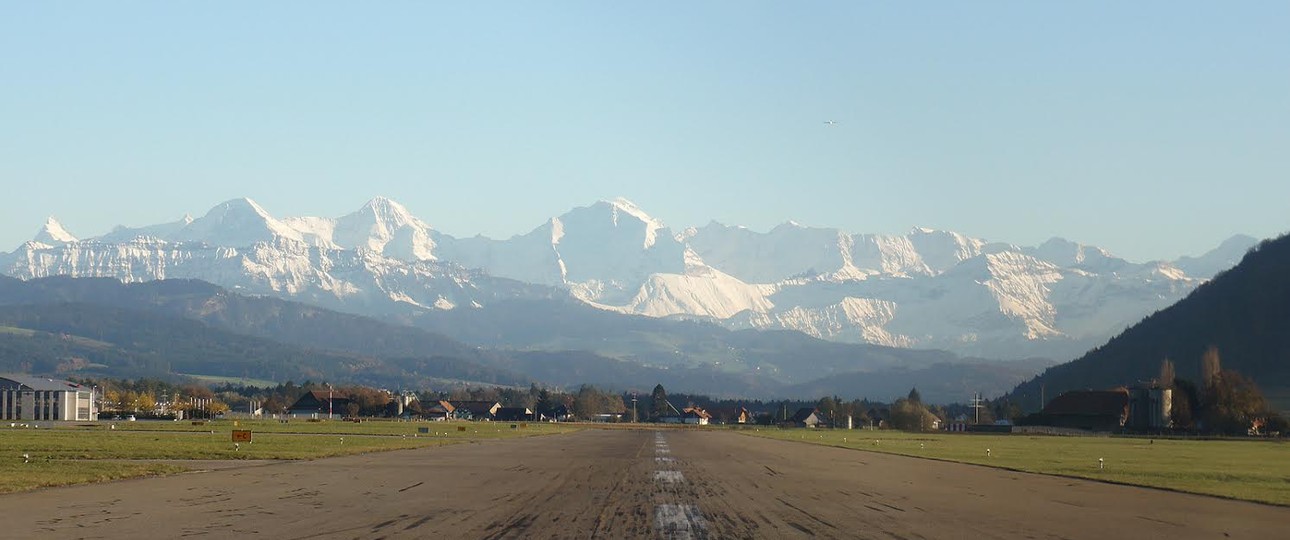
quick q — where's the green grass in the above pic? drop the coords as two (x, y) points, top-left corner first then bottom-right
(0, 460), (185, 493)
(177, 373), (280, 388)
(0, 419), (574, 493)
(738, 427), (1290, 506)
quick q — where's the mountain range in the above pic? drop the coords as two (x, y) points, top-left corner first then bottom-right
(2, 197), (1255, 365)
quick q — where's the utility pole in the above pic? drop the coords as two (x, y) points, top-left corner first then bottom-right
(631, 393), (638, 423)
(327, 383), (333, 419)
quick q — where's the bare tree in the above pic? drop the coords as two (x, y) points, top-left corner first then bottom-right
(1201, 346), (1222, 390)
(1159, 358), (1176, 388)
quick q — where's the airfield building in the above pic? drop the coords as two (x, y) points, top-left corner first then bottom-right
(0, 375), (97, 421)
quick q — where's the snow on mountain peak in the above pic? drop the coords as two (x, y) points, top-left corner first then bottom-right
(1029, 237), (1123, 270)
(34, 216), (77, 245)
(173, 198), (305, 246)
(360, 196), (419, 226)
(600, 197), (664, 249)
(290, 196), (437, 260)
(2, 196), (1239, 363)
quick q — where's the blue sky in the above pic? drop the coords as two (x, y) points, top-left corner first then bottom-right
(3, 3), (1286, 261)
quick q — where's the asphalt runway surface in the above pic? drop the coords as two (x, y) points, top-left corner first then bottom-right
(4, 428), (1288, 539)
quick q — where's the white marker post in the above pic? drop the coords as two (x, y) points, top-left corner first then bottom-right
(1099, 458), (1104, 470)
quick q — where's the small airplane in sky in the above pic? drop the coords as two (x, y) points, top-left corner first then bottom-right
(823, 120), (838, 126)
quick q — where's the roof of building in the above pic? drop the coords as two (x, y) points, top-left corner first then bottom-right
(789, 407), (820, 423)
(0, 375), (86, 392)
(1042, 389), (1129, 417)
(287, 390), (351, 411)
(682, 407), (711, 419)
(451, 400), (500, 415)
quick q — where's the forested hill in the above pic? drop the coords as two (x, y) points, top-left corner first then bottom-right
(0, 302), (527, 387)
(0, 277), (530, 387)
(1009, 233), (1290, 411)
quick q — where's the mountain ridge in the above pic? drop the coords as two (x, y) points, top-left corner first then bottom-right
(1, 197), (1261, 361)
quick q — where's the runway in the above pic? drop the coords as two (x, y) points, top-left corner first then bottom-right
(4, 428), (1286, 539)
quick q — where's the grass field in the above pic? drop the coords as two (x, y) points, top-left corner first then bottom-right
(176, 373), (279, 388)
(0, 419), (574, 493)
(739, 427), (1290, 506)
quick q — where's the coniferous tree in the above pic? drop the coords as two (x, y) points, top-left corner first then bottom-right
(649, 384), (671, 420)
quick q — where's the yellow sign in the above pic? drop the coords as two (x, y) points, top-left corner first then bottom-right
(232, 430), (252, 443)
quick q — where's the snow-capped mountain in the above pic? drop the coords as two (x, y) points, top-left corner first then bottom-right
(172, 198), (308, 247)
(0, 196), (1249, 361)
(435, 198), (687, 305)
(281, 196), (439, 261)
(33, 217), (77, 246)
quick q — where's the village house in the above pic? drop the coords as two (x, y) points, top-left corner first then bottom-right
(422, 400), (455, 421)
(286, 390), (352, 419)
(785, 407), (824, 428)
(681, 407), (711, 425)
(709, 406), (753, 424)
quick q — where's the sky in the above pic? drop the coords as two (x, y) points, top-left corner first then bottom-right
(2, 2), (1287, 262)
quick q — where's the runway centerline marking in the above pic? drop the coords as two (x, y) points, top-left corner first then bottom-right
(655, 504), (707, 539)
(654, 471), (685, 483)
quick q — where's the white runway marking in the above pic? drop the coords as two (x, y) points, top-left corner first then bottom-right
(654, 504), (707, 539)
(654, 471), (685, 483)
(655, 457), (675, 464)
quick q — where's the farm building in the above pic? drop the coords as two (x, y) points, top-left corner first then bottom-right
(0, 375), (96, 421)
(709, 407), (753, 424)
(422, 400), (455, 421)
(452, 400), (502, 421)
(494, 407), (535, 422)
(1127, 385), (1172, 430)
(785, 407), (823, 428)
(287, 390), (351, 418)
(543, 404), (573, 422)
(1031, 389), (1130, 431)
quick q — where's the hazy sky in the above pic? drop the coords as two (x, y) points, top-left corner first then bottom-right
(3, 3), (1286, 261)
